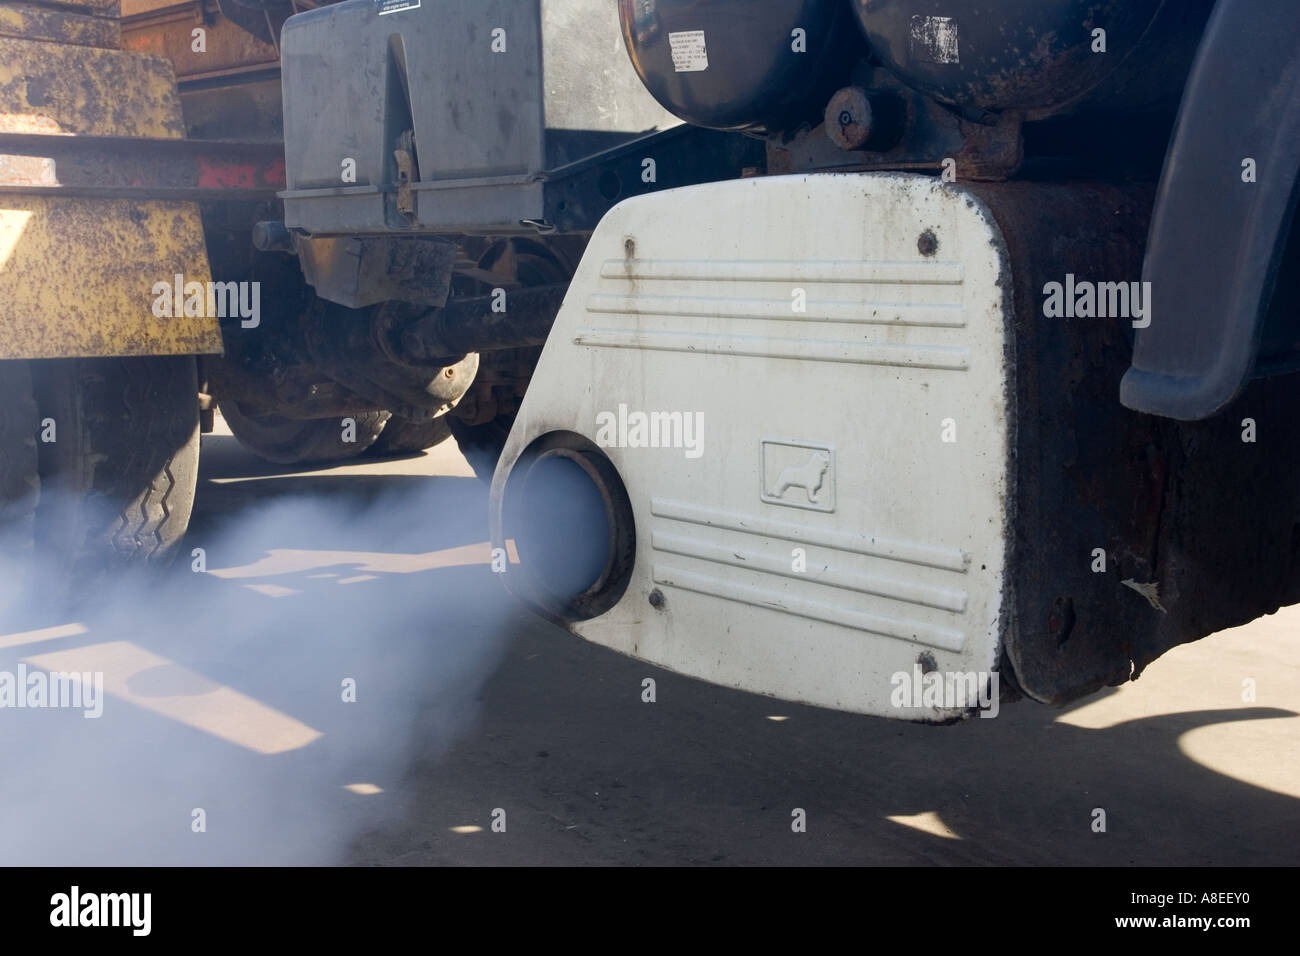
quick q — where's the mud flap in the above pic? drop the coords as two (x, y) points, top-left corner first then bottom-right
(0, 36), (221, 360)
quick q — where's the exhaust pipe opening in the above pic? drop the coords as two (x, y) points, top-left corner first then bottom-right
(502, 432), (635, 622)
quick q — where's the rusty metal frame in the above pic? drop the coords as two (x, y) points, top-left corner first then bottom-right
(0, 131), (284, 200)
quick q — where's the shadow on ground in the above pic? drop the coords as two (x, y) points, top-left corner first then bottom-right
(0, 430), (1293, 865)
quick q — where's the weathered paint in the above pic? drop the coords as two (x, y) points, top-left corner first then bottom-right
(33, 0), (118, 15)
(0, 133), (286, 199)
(501, 172), (1300, 715)
(0, 4), (121, 49)
(0, 35), (220, 358)
(0, 196), (218, 358)
(121, 5), (281, 81)
(195, 154), (284, 192)
(0, 37), (184, 137)
(493, 173), (1012, 719)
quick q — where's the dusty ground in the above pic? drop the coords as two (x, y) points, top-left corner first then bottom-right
(1, 415), (1296, 866)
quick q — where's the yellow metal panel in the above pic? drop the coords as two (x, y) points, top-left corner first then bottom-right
(0, 5), (121, 49)
(0, 197), (221, 357)
(0, 37), (183, 136)
(24, 0), (119, 20)
(0, 36), (221, 358)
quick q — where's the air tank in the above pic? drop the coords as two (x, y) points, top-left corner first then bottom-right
(621, 0), (1216, 134)
(618, 0), (857, 134)
(849, 0), (1215, 120)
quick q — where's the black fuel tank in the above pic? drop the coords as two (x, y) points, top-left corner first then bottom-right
(619, 0), (856, 134)
(851, 0), (1215, 120)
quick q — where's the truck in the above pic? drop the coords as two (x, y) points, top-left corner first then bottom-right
(13, 0), (1293, 722)
(480, 0), (1300, 720)
(119, 0), (460, 463)
(117, 0), (760, 468)
(263, 0), (1300, 719)
(0, 0), (756, 615)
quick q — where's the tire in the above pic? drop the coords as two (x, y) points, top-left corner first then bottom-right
(364, 413), (454, 458)
(0, 361), (40, 595)
(29, 356), (201, 579)
(447, 415), (514, 483)
(220, 401), (389, 465)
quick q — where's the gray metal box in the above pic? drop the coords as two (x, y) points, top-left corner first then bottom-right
(280, 0), (678, 236)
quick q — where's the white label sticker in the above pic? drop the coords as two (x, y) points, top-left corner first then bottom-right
(910, 15), (960, 64)
(376, 0), (420, 15)
(668, 30), (709, 72)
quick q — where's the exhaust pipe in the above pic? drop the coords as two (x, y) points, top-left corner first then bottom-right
(495, 432), (636, 623)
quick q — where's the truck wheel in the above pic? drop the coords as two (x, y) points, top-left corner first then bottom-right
(364, 413), (453, 457)
(0, 361), (40, 588)
(219, 400), (389, 465)
(447, 415), (513, 483)
(30, 356), (201, 579)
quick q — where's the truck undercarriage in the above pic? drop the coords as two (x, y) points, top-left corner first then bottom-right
(3, 0), (1297, 720)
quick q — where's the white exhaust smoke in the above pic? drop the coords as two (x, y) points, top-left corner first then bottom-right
(0, 463), (512, 865)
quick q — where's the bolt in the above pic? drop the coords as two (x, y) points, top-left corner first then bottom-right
(648, 588), (665, 609)
(824, 86), (873, 150)
(917, 229), (939, 257)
